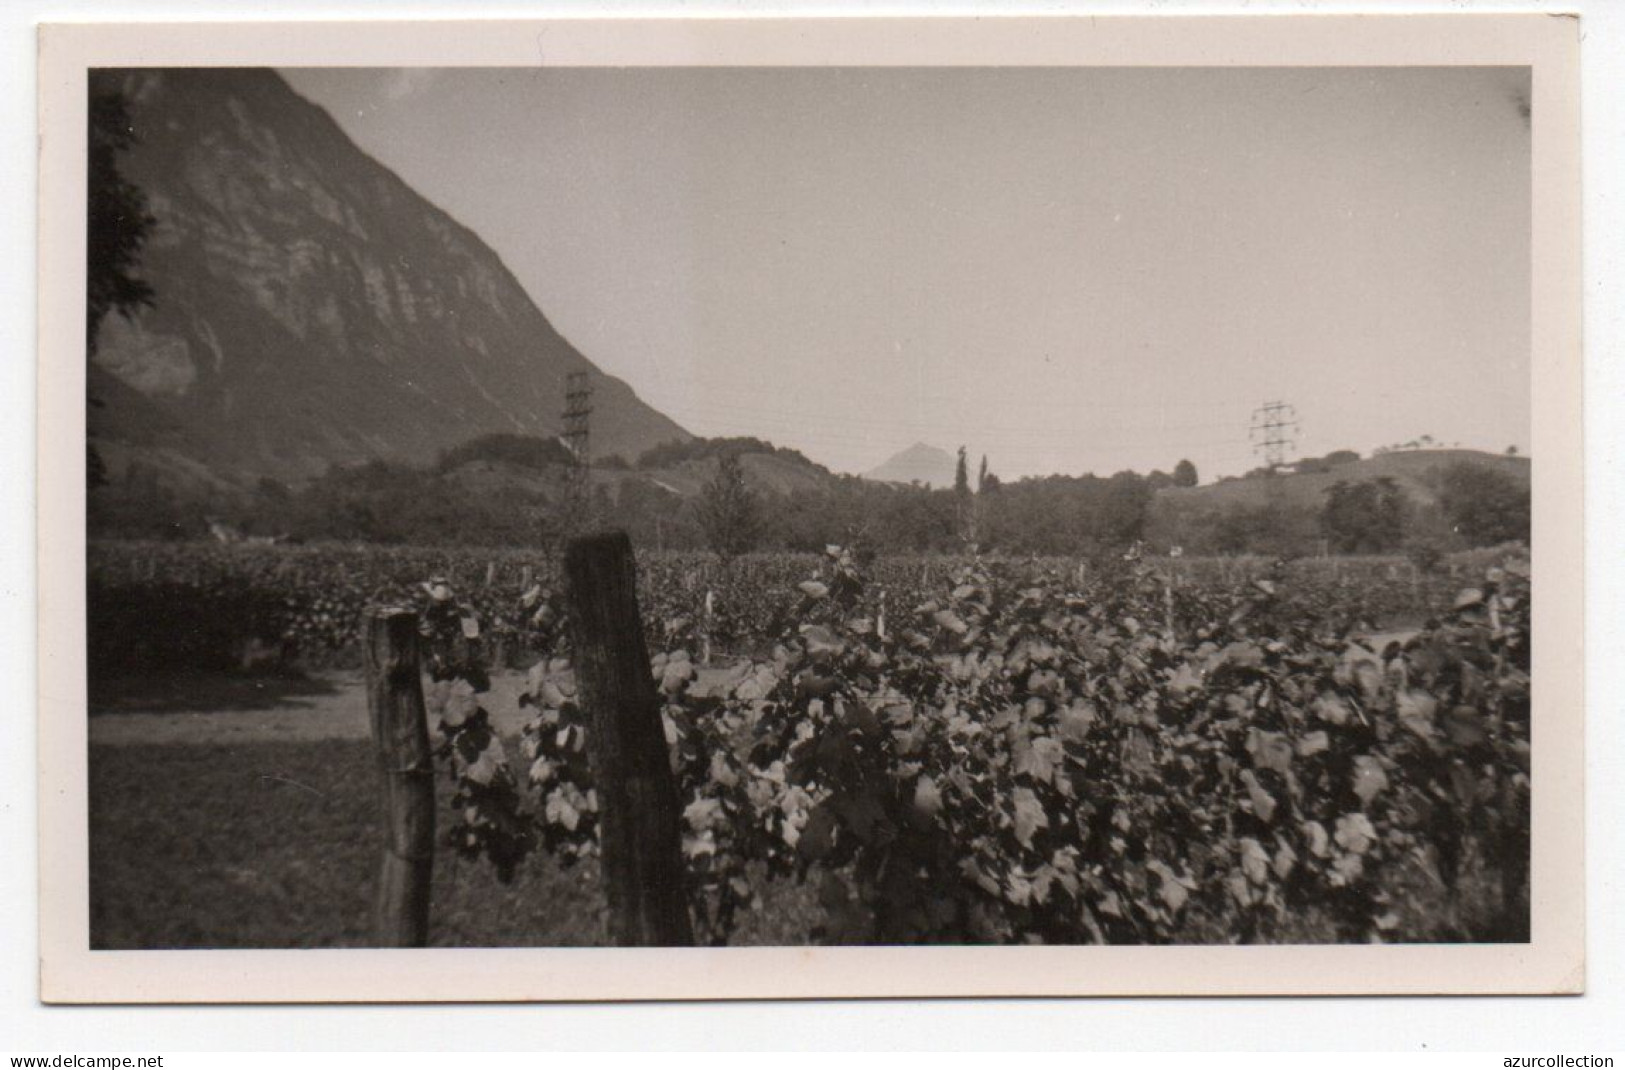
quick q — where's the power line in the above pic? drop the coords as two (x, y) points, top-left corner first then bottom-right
(1248, 400), (1299, 472)
(661, 397), (1244, 442)
(563, 371), (593, 528)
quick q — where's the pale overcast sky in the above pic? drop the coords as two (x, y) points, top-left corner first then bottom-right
(282, 66), (1530, 481)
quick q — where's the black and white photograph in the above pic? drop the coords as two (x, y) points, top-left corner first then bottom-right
(34, 14), (1585, 1002)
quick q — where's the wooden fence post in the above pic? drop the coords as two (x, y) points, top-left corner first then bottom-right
(702, 588), (714, 667)
(363, 607), (435, 948)
(564, 531), (694, 947)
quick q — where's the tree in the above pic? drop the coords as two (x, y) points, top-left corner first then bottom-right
(1321, 477), (1408, 554)
(1212, 502), (1277, 556)
(1100, 471), (1153, 546)
(1173, 458), (1198, 488)
(88, 75), (155, 357)
(977, 455), (1001, 495)
(1437, 462), (1529, 546)
(436, 433), (574, 473)
(698, 451), (760, 563)
(973, 454), (1001, 549)
(87, 73), (156, 490)
(954, 446), (974, 545)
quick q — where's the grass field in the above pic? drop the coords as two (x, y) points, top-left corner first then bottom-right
(88, 737), (818, 949)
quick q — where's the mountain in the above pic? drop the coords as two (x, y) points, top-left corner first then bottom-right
(864, 443), (959, 489)
(89, 68), (688, 491)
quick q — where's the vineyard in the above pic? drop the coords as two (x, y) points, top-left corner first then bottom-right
(87, 540), (1483, 676)
(88, 538), (1530, 947)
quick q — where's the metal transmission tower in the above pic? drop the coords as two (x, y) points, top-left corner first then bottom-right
(562, 372), (593, 527)
(1249, 400), (1299, 473)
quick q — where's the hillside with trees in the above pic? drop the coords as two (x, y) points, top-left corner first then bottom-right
(91, 424), (1529, 564)
(1145, 449), (1530, 560)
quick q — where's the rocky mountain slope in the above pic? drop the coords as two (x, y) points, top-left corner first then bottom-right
(89, 68), (687, 491)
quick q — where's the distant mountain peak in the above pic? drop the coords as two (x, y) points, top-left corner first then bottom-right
(864, 442), (958, 489)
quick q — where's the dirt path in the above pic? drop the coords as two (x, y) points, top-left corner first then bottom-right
(1361, 629), (1417, 652)
(88, 664), (749, 747)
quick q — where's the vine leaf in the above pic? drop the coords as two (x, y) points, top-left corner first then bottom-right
(1013, 734), (1064, 786)
(1351, 755), (1390, 805)
(1397, 689), (1439, 738)
(1246, 729), (1295, 776)
(798, 803), (837, 861)
(464, 738), (506, 786)
(1239, 769), (1278, 823)
(912, 774), (944, 818)
(1011, 787), (1048, 848)
(1146, 859), (1195, 911)
(1239, 837), (1270, 885)
(1334, 812), (1377, 855)
(1296, 731), (1330, 758)
(1443, 705), (1487, 747)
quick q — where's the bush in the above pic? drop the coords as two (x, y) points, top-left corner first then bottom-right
(1404, 534), (1453, 575)
(436, 433), (574, 473)
(1436, 463), (1530, 546)
(1321, 478), (1407, 554)
(88, 578), (290, 676)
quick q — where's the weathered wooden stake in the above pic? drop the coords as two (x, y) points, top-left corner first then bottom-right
(702, 588), (715, 667)
(363, 607), (435, 947)
(564, 531), (694, 947)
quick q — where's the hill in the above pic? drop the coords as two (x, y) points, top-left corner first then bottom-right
(1146, 448), (1529, 554)
(864, 443), (958, 489)
(89, 68), (688, 492)
(1160, 449), (1529, 512)
(434, 441), (834, 503)
(100, 430), (843, 545)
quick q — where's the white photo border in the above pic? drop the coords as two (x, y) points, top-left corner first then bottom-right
(36, 13), (1584, 1003)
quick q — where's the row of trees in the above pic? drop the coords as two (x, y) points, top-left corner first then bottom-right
(91, 430), (1526, 562)
(680, 450), (1528, 565)
(685, 446), (1195, 560)
(108, 446), (1180, 557)
(100, 395), (1518, 564)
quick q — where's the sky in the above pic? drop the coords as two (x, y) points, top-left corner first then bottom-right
(281, 66), (1531, 482)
